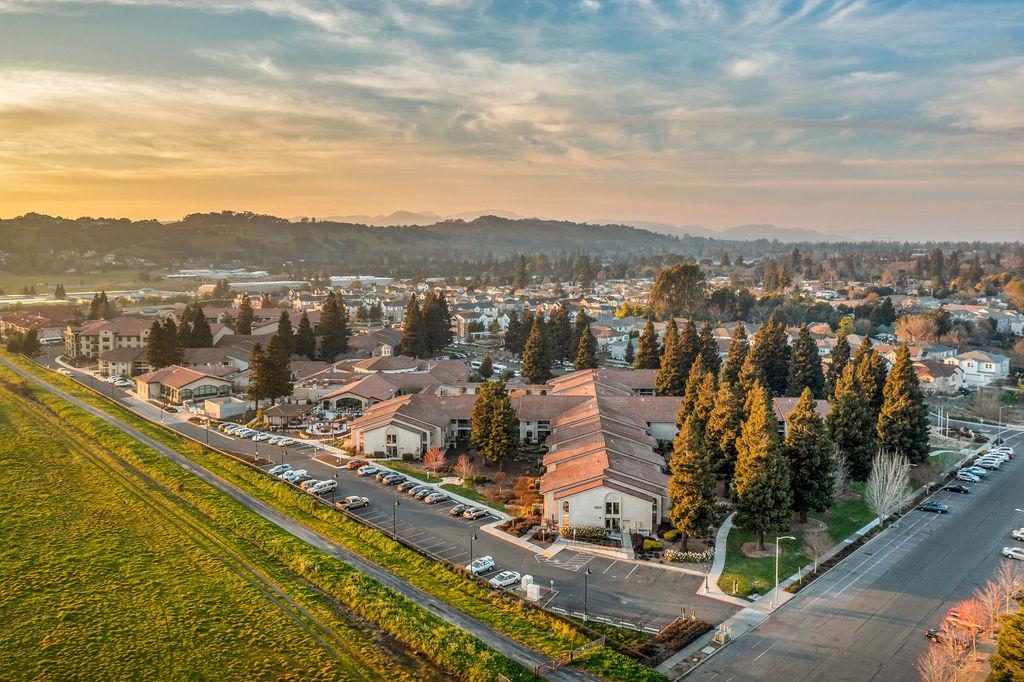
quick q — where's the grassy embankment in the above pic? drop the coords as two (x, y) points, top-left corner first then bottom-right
(718, 483), (875, 599)
(0, 377), (441, 681)
(3, 352), (662, 681)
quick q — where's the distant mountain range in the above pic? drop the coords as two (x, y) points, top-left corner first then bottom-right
(311, 210), (841, 242)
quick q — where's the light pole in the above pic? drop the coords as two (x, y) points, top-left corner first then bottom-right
(772, 535), (796, 608)
(583, 567), (592, 622)
(392, 500), (400, 539)
(470, 532), (478, 561)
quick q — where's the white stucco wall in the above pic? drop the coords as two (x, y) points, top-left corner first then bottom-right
(544, 485), (661, 534)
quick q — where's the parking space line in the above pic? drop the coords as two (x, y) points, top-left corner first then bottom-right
(602, 560), (618, 574)
(623, 564), (640, 581)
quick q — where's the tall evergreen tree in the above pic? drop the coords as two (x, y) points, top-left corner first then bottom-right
(676, 320), (701, 385)
(856, 345), (888, 417)
(752, 314), (790, 396)
(827, 363), (876, 481)
(678, 359), (707, 419)
(720, 323), (749, 385)
(707, 379), (743, 497)
(260, 293), (273, 309)
(548, 304), (573, 361)
(294, 311), (316, 359)
(189, 303), (213, 347)
(738, 346), (765, 411)
(512, 254), (528, 289)
(634, 320), (662, 369)
(667, 372), (718, 551)
(397, 294), (426, 358)
(623, 338), (635, 366)
(262, 333), (293, 403)
(521, 316), (552, 384)
(470, 380), (520, 466)
(569, 309), (590, 362)
(786, 323), (826, 398)
(478, 352), (494, 379)
(733, 381), (793, 551)
(785, 388), (834, 523)
(247, 342), (267, 407)
(655, 321), (685, 395)
(53, 284), (66, 300)
(877, 345), (930, 464)
(826, 333), (851, 397)
(236, 294), (254, 334)
(275, 310), (294, 356)
(145, 320), (170, 369)
(176, 309), (194, 348)
(574, 321), (598, 370)
(319, 292), (352, 360)
(162, 317), (183, 365)
(423, 292), (453, 354)
(698, 322), (721, 376)
(504, 310), (522, 355)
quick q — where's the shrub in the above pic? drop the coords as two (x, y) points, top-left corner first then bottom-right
(559, 525), (608, 541)
(642, 539), (663, 552)
(665, 548), (715, 563)
(663, 529), (681, 541)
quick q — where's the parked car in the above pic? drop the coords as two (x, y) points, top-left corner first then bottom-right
(397, 480), (420, 492)
(291, 473), (314, 484)
(114, 380), (134, 388)
(924, 627), (943, 643)
(962, 466), (988, 477)
(252, 433), (271, 442)
(383, 474), (406, 486)
(357, 465), (380, 477)
(300, 479), (322, 491)
(942, 484), (971, 494)
(57, 368), (73, 376)
(267, 436), (285, 445)
(281, 469), (308, 482)
(1011, 529), (1024, 542)
(449, 504), (468, 517)
(488, 570), (521, 588)
(424, 492), (449, 504)
(341, 496), (369, 509)
(268, 464), (292, 476)
(956, 471), (980, 483)
(946, 608), (981, 629)
(345, 459), (368, 469)
(308, 480), (338, 495)
(464, 507), (489, 520)
(407, 485), (431, 497)
(1004, 547), (1024, 561)
(917, 502), (949, 514)
(466, 556), (495, 575)
(413, 487), (435, 499)
(974, 459), (1001, 470)
(375, 469), (391, 481)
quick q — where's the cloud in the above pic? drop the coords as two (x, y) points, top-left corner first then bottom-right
(194, 48), (289, 79)
(728, 53), (778, 78)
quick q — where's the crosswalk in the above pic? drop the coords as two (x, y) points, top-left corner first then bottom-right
(535, 550), (594, 572)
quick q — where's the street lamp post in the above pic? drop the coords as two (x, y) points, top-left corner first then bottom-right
(470, 532), (478, 561)
(393, 500), (400, 539)
(772, 535), (796, 608)
(583, 568), (592, 622)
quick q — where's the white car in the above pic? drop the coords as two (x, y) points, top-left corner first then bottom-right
(1012, 529), (1024, 542)
(115, 380), (134, 388)
(308, 480), (338, 495)
(281, 468), (307, 482)
(341, 496), (369, 509)
(57, 368), (73, 376)
(975, 458), (1001, 469)
(357, 465), (380, 477)
(299, 478), (322, 491)
(956, 470), (981, 483)
(466, 556), (495, 575)
(1003, 547), (1024, 561)
(992, 446), (1014, 456)
(252, 433), (271, 442)
(268, 464), (292, 476)
(488, 570), (521, 588)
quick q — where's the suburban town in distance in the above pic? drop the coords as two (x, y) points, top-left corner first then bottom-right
(1, 2), (1022, 682)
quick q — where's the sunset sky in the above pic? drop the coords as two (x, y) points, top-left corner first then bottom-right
(0, 0), (1021, 238)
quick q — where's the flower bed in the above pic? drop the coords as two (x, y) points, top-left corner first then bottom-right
(665, 548), (715, 564)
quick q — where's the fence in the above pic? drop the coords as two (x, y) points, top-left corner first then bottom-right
(534, 637), (605, 675)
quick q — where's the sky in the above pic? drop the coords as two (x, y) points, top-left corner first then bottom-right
(0, 0), (1021, 239)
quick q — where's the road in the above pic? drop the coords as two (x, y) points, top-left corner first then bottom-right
(3, 355), (595, 681)
(41, 349), (739, 632)
(694, 425), (1024, 681)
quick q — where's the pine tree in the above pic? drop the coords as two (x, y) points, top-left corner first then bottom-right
(698, 322), (721, 376)
(655, 321), (685, 395)
(478, 352), (494, 379)
(512, 254), (528, 289)
(470, 380), (520, 466)
(877, 345), (930, 464)
(294, 311), (316, 359)
(247, 342), (267, 407)
(836, 315), (855, 339)
(397, 294), (428, 358)
(569, 309), (590, 361)
(236, 294), (254, 334)
(707, 379), (743, 497)
(574, 321), (598, 370)
(738, 346), (765, 411)
(146, 320), (168, 369)
(720, 323), (749, 385)
(678, 359), (707, 419)
(260, 293), (273, 309)
(276, 310), (294, 356)
(826, 333), (850, 397)
(634, 320), (662, 369)
(53, 284), (66, 300)
(88, 293), (101, 319)
(733, 381), (793, 551)
(668, 373), (718, 551)
(521, 316), (552, 384)
(676, 320), (701, 385)
(827, 363), (876, 481)
(623, 338), (635, 366)
(177, 311), (194, 348)
(504, 310), (522, 355)
(752, 314), (790, 396)
(786, 323), (825, 398)
(190, 303), (213, 347)
(320, 292), (352, 360)
(785, 388), (834, 523)
(423, 292), (453, 354)
(548, 304), (573, 361)
(263, 333), (293, 403)
(856, 344), (888, 418)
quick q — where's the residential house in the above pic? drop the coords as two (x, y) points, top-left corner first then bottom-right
(133, 365), (234, 404)
(914, 360), (965, 395)
(944, 351), (1011, 387)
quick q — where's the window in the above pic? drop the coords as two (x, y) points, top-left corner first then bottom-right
(386, 433), (397, 444)
(562, 501), (569, 513)
(605, 501), (620, 515)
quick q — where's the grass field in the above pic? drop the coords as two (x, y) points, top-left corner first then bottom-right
(441, 482), (508, 512)
(2, 351), (662, 681)
(0, 378), (434, 681)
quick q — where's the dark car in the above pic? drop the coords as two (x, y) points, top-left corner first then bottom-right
(449, 503), (468, 517)
(917, 502), (950, 514)
(397, 479), (420, 492)
(942, 484), (971, 494)
(924, 627), (943, 643)
(383, 474), (406, 486)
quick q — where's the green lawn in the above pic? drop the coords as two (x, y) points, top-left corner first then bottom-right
(442, 482), (508, 512)
(0, 380), (427, 681)
(3, 352), (661, 681)
(386, 460), (441, 483)
(814, 483), (876, 543)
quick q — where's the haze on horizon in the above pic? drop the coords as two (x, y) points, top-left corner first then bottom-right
(0, 0), (1021, 240)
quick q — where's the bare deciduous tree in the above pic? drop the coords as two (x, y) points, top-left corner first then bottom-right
(993, 561), (1024, 614)
(803, 530), (832, 573)
(917, 643), (951, 682)
(936, 449), (962, 476)
(422, 446), (447, 480)
(896, 315), (938, 343)
(831, 446), (850, 497)
(452, 454), (475, 485)
(972, 390), (1003, 422)
(492, 470), (507, 493)
(865, 451), (910, 526)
